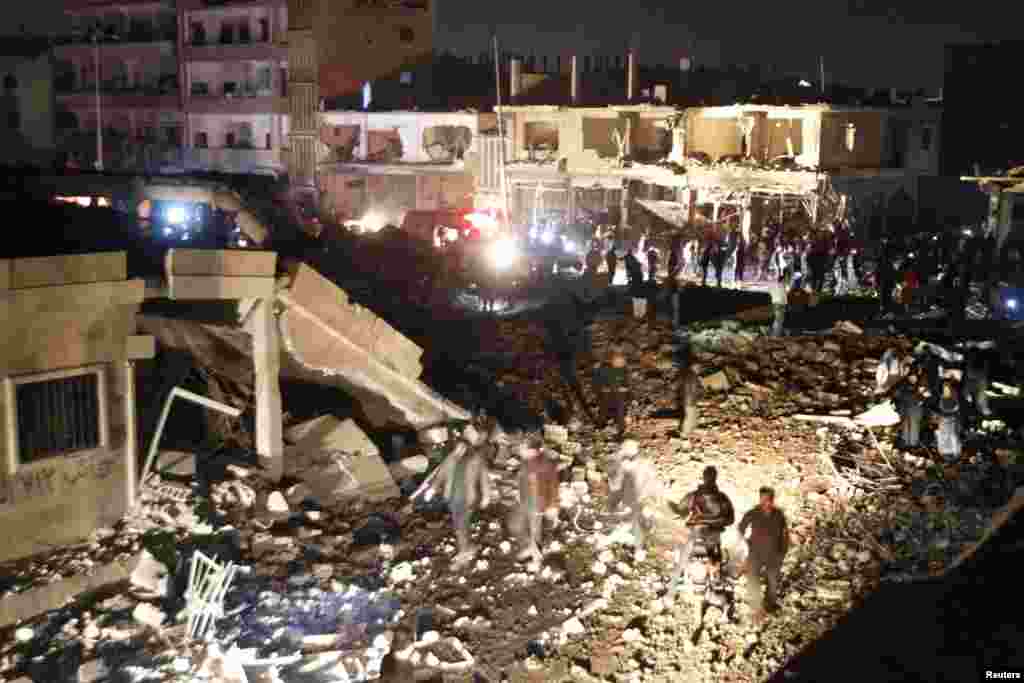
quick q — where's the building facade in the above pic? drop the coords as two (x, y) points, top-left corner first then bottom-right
(317, 109), (484, 226)
(54, 0), (183, 169)
(0, 38), (57, 165)
(285, 0), (436, 204)
(178, 0), (289, 175)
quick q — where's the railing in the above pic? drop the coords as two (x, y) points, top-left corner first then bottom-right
(191, 83), (275, 98)
(187, 37), (274, 48)
(180, 147), (284, 175)
(54, 30), (177, 46)
(56, 83), (179, 96)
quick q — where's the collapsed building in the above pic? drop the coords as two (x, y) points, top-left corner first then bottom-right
(0, 246), (470, 565)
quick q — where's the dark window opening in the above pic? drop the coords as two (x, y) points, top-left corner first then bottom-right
(16, 373), (100, 464)
(195, 131), (208, 147)
(190, 22), (206, 45)
(259, 18), (270, 42)
(238, 21), (251, 43)
(219, 23), (234, 44)
(3, 74), (16, 92)
(266, 132), (272, 149)
(226, 132), (236, 147)
(191, 81), (209, 96)
(223, 81), (237, 96)
(398, 25), (415, 43)
(921, 126), (933, 152)
(165, 126), (179, 145)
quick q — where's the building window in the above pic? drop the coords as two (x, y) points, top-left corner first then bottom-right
(238, 20), (251, 43)
(257, 65), (272, 91)
(921, 126), (933, 152)
(219, 23), (234, 44)
(259, 18), (270, 42)
(845, 123), (856, 152)
(12, 369), (104, 464)
(266, 132), (272, 149)
(195, 131), (208, 148)
(226, 132), (236, 147)
(398, 26), (415, 43)
(190, 22), (206, 45)
(223, 82), (237, 96)
(191, 81), (209, 96)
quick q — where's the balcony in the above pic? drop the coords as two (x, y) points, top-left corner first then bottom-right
(53, 29), (176, 48)
(186, 89), (287, 115)
(56, 82), (180, 109)
(183, 38), (285, 63)
(181, 147), (284, 175)
(348, 0), (430, 13)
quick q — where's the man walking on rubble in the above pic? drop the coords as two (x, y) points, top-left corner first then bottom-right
(739, 486), (790, 625)
(666, 466), (735, 599)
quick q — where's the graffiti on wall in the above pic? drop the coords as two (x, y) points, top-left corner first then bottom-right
(0, 454), (118, 506)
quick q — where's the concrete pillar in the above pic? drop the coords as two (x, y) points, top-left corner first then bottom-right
(741, 200), (752, 244)
(510, 57), (521, 102)
(246, 298), (283, 481)
(570, 55), (579, 105)
(619, 180), (630, 234)
(122, 361), (137, 508)
(626, 49), (638, 101)
(567, 184), (576, 226)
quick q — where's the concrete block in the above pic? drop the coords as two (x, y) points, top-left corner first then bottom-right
(7, 280), (144, 315)
(10, 252), (127, 289)
(167, 275), (276, 300)
(129, 550), (170, 596)
(285, 415), (380, 458)
(166, 249), (277, 277)
(389, 455), (429, 481)
(125, 335), (156, 360)
(2, 307), (132, 374)
(0, 552), (140, 628)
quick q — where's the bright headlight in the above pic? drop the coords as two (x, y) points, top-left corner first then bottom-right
(1007, 298), (1018, 311)
(166, 206), (187, 224)
(490, 239), (518, 270)
(564, 239), (576, 253)
(541, 231), (554, 245)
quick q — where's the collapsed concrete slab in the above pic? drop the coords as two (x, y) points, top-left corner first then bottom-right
(284, 416), (398, 503)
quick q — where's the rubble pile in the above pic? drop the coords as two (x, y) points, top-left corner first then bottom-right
(3, 303), (1021, 682)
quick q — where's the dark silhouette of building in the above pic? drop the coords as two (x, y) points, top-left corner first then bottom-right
(942, 41), (1024, 176)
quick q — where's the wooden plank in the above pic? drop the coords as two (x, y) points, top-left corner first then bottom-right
(166, 249), (277, 277)
(167, 275), (276, 300)
(10, 252), (127, 289)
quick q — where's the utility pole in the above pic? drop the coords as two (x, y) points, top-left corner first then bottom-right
(493, 34), (511, 236)
(819, 56), (825, 96)
(93, 31), (104, 171)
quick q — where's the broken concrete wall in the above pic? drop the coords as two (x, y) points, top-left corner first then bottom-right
(819, 111), (885, 171)
(0, 252), (153, 564)
(278, 263), (470, 428)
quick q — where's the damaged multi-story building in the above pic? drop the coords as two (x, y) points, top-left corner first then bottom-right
(316, 109), (496, 227)
(494, 50), (943, 240)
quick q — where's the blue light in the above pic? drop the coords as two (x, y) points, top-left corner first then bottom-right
(362, 81), (372, 110)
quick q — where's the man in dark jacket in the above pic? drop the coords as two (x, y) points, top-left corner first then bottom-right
(605, 247), (618, 288)
(739, 486), (790, 624)
(667, 466), (736, 596)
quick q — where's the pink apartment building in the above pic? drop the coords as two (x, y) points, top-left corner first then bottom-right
(54, 0), (288, 175)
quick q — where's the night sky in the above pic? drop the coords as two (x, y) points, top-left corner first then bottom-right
(5, 0), (1012, 90)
